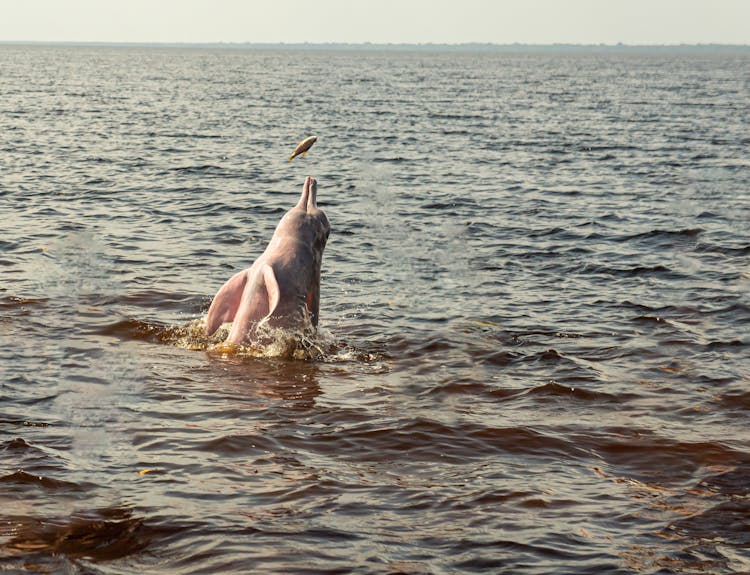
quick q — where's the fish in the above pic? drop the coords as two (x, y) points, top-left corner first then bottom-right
(289, 136), (317, 162)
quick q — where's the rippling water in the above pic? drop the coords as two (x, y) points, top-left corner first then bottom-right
(1, 45), (749, 574)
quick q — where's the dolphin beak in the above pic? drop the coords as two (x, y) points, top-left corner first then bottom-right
(296, 176), (318, 212)
(307, 177), (318, 211)
(296, 176), (311, 210)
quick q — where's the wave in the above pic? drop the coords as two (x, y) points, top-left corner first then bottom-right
(578, 262), (688, 279)
(622, 228), (704, 242)
(0, 470), (82, 491)
(525, 381), (626, 403)
(695, 242), (750, 255)
(1, 507), (151, 561)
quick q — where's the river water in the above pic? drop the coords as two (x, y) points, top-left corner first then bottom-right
(1, 45), (749, 574)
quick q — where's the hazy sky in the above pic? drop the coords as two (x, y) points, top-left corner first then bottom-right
(2, 0), (749, 45)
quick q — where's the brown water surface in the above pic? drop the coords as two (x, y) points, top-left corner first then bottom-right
(1, 45), (749, 574)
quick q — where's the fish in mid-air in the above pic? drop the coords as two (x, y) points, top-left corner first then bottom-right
(289, 136), (317, 162)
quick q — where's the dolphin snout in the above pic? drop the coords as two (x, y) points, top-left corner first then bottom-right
(296, 176), (318, 212)
(307, 177), (318, 211)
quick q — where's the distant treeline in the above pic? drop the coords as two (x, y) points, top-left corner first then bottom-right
(2, 41), (749, 53)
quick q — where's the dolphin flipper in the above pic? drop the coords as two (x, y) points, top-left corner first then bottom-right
(305, 280), (320, 326)
(205, 270), (248, 335)
(224, 264), (281, 344)
(261, 264), (280, 318)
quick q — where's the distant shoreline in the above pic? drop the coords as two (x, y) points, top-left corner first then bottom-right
(1, 41), (748, 53)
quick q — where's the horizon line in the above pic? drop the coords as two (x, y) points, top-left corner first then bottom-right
(1, 40), (749, 50)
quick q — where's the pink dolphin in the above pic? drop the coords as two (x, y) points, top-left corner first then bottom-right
(205, 176), (330, 344)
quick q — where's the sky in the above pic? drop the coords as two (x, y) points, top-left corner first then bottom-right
(1, 0), (749, 45)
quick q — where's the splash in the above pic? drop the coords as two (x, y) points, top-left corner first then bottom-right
(166, 316), (337, 361)
(104, 316), (386, 363)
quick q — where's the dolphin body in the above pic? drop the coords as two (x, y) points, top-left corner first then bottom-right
(205, 176), (330, 345)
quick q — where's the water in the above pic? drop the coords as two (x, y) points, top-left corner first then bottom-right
(1, 44), (749, 574)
